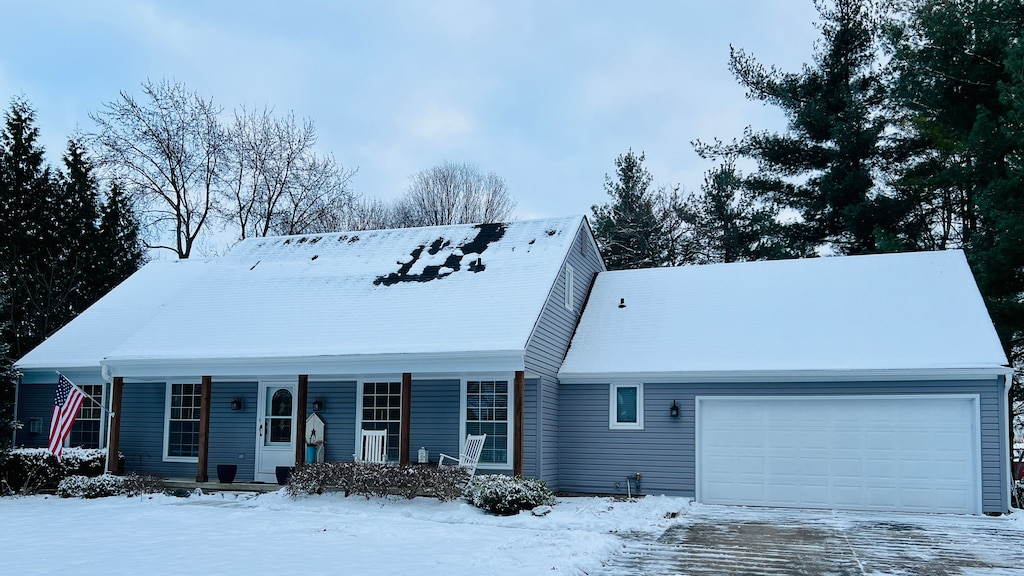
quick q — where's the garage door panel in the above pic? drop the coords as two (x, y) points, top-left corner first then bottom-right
(698, 396), (979, 514)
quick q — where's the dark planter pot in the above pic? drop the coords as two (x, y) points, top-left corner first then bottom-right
(275, 466), (291, 485)
(216, 464), (237, 484)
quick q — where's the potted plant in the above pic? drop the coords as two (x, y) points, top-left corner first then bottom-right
(216, 464), (237, 484)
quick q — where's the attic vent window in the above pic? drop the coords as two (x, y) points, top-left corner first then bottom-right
(564, 264), (575, 310)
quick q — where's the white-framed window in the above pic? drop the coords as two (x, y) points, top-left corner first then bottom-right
(165, 383), (202, 461)
(609, 383), (644, 430)
(564, 264), (575, 310)
(463, 378), (512, 468)
(69, 383), (104, 449)
(359, 381), (402, 461)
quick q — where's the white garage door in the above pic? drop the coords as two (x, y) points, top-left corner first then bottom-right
(697, 395), (980, 514)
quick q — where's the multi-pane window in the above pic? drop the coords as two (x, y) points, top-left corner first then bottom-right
(69, 384), (103, 448)
(610, 383), (643, 429)
(466, 380), (508, 465)
(167, 383), (202, 459)
(361, 381), (401, 461)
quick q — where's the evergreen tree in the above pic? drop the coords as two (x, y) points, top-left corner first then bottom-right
(591, 151), (672, 270)
(678, 161), (792, 264)
(698, 0), (901, 255)
(95, 180), (145, 294)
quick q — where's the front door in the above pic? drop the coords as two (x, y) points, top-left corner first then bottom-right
(255, 382), (297, 482)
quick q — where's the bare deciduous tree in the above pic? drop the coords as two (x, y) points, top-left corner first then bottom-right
(90, 79), (224, 259)
(399, 161), (516, 227)
(223, 107), (356, 239)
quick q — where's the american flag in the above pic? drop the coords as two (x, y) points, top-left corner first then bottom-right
(48, 373), (87, 461)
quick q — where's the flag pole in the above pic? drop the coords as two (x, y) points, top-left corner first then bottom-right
(55, 371), (111, 415)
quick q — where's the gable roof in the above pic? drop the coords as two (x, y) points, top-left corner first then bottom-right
(18, 216), (588, 376)
(558, 250), (1008, 381)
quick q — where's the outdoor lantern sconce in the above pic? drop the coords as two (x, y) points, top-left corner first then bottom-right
(230, 397), (243, 411)
(312, 397), (324, 412)
(669, 400), (679, 418)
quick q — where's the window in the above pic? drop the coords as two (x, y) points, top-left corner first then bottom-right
(361, 381), (401, 461)
(610, 383), (644, 429)
(166, 383), (202, 460)
(465, 379), (509, 466)
(69, 384), (104, 448)
(564, 264), (575, 310)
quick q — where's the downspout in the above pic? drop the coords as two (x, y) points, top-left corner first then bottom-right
(1004, 368), (1016, 512)
(11, 374), (20, 448)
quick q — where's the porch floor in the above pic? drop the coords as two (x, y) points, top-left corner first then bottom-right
(162, 478), (286, 493)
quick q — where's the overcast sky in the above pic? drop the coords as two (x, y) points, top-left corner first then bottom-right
(1, 1), (822, 236)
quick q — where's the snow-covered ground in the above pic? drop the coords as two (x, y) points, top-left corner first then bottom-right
(1, 491), (1021, 576)
(0, 490), (686, 575)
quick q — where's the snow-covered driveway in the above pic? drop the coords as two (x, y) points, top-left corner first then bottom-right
(595, 503), (1024, 576)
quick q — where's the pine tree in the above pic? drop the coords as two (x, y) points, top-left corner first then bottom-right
(95, 180), (145, 294)
(678, 161), (792, 264)
(591, 150), (672, 270)
(697, 0), (900, 255)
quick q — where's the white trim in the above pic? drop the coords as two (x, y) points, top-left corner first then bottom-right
(1003, 368), (1015, 511)
(163, 381), (201, 463)
(694, 394), (983, 514)
(460, 374), (515, 471)
(102, 350), (525, 380)
(609, 383), (644, 430)
(559, 367), (1009, 384)
(564, 264), (575, 311)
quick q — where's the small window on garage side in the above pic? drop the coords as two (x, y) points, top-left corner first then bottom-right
(610, 383), (643, 429)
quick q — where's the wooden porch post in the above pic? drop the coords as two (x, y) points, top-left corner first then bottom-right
(106, 377), (123, 474)
(196, 376), (211, 482)
(514, 370), (524, 477)
(295, 375), (308, 466)
(400, 372), (412, 465)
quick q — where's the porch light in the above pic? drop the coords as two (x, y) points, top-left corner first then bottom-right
(230, 397), (243, 411)
(669, 400), (679, 418)
(312, 397), (324, 412)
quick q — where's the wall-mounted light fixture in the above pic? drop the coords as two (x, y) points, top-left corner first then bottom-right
(312, 397), (324, 412)
(669, 400), (679, 418)
(230, 397), (243, 411)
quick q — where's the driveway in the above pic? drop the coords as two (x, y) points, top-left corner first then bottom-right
(593, 504), (1023, 576)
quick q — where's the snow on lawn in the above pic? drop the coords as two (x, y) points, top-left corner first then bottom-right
(0, 491), (688, 576)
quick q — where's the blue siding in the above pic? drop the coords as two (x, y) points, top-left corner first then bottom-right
(308, 381), (357, 462)
(523, 378), (538, 477)
(524, 220), (604, 487)
(559, 378), (1007, 513)
(120, 382), (192, 477)
(206, 382), (257, 482)
(410, 379), (461, 463)
(13, 383), (54, 448)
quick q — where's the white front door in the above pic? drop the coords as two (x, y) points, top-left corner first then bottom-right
(255, 382), (297, 483)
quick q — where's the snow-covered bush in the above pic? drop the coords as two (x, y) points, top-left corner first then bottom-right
(57, 474), (125, 498)
(285, 462), (468, 501)
(56, 472), (163, 499)
(2, 448), (123, 495)
(465, 474), (556, 515)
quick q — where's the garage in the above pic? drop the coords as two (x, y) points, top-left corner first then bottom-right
(697, 395), (981, 514)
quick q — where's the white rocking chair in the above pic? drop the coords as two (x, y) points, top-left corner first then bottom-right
(438, 434), (487, 476)
(354, 429), (388, 463)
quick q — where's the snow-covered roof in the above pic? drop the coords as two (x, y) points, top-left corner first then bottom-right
(18, 216), (587, 374)
(559, 250), (1008, 379)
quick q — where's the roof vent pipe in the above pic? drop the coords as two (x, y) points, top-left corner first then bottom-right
(618, 298), (626, 308)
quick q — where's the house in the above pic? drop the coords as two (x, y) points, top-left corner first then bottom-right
(13, 217), (1013, 514)
(557, 250), (1012, 514)
(14, 216), (605, 483)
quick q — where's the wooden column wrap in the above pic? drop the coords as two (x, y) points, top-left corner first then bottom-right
(514, 370), (525, 477)
(106, 377), (124, 474)
(295, 375), (309, 467)
(196, 375), (211, 482)
(400, 372), (412, 465)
